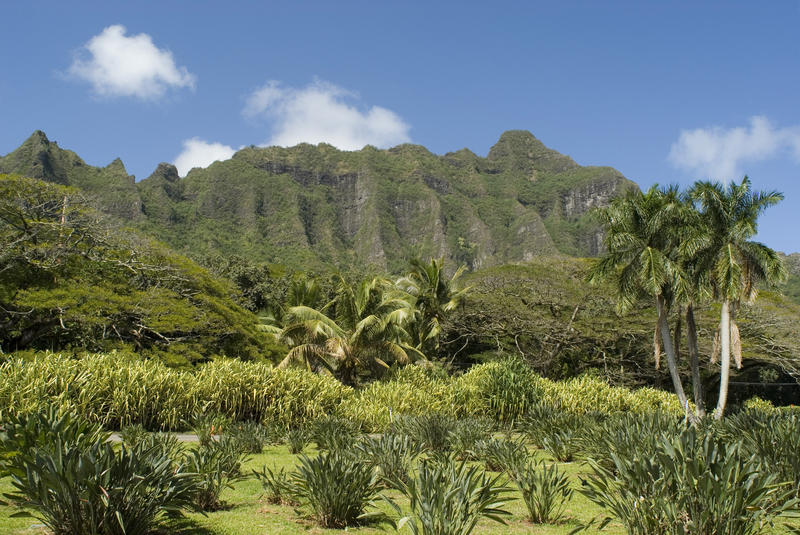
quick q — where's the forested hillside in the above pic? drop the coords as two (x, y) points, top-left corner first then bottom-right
(0, 174), (284, 364)
(0, 130), (636, 272)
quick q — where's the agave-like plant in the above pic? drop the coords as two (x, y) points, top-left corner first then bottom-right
(472, 436), (529, 474)
(2, 411), (199, 535)
(292, 448), (386, 528)
(392, 413), (458, 454)
(355, 433), (422, 487)
(184, 436), (249, 511)
(449, 417), (494, 460)
(311, 415), (361, 451)
(720, 409), (800, 497)
(511, 459), (572, 524)
(385, 458), (514, 535)
(253, 464), (299, 505)
(285, 428), (309, 454)
(579, 426), (799, 535)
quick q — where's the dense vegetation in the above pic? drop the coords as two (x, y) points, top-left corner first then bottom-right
(0, 353), (682, 431)
(0, 174), (283, 364)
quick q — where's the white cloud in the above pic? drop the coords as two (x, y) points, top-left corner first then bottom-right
(669, 116), (800, 180)
(243, 79), (410, 150)
(173, 138), (236, 177)
(69, 24), (195, 99)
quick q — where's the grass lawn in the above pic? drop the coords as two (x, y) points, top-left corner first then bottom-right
(2, 443), (798, 535)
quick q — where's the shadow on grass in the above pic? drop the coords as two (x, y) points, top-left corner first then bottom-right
(161, 517), (219, 535)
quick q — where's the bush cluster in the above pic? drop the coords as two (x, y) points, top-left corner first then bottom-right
(0, 353), (685, 432)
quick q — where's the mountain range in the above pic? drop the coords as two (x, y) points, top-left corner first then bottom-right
(0, 130), (635, 272)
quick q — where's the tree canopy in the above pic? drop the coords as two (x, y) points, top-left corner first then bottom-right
(0, 174), (284, 364)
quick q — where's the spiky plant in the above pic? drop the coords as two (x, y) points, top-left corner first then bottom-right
(385, 458), (514, 535)
(253, 464), (299, 505)
(355, 433), (422, 487)
(510, 459), (572, 524)
(292, 448), (385, 528)
(472, 436), (529, 474)
(286, 428), (309, 454)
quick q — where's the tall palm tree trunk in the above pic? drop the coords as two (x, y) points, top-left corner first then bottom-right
(656, 295), (694, 422)
(715, 299), (732, 419)
(685, 304), (706, 418)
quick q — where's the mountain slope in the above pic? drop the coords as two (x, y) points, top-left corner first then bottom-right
(1, 130), (637, 271)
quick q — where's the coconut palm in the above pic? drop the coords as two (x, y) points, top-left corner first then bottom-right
(396, 257), (470, 355)
(278, 275), (423, 385)
(690, 177), (786, 419)
(589, 185), (694, 419)
(257, 275), (326, 338)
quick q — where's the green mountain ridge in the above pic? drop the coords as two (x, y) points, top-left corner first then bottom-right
(0, 130), (636, 271)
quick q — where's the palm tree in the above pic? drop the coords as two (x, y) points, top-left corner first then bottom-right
(278, 275), (423, 385)
(257, 275), (326, 338)
(589, 186), (695, 420)
(690, 177), (786, 419)
(674, 194), (714, 419)
(395, 257), (469, 355)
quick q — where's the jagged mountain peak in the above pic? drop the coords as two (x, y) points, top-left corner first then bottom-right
(488, 130), (579, 176)
(2, 129), (635, 271)
(147, 162), (180, 183)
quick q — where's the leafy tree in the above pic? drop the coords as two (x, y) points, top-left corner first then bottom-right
(690, 177), (786, 418)
(278, 275), (422, 385)
(0, 174), (282, 363)
(396, 257), (469, 355)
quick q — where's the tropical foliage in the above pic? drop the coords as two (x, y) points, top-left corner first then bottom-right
(590, 179), (787, 419)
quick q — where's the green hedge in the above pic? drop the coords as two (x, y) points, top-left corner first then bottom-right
(0, 352), (683, 431)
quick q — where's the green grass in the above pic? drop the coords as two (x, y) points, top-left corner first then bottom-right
(3, 442), (797, 535)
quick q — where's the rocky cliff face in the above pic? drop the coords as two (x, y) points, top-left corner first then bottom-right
(1, 130), (636, 271)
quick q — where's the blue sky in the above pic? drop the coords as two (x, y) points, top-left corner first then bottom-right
(2, 1), (799, 251)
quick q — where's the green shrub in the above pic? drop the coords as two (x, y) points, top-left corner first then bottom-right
(191, 412), (230, 448)
(355, 434), (422, 487)
(577, 411), (683, 470)
(0, 352), (686, 435)
(2, 412), (198, 535)
(311, 415), (360, 451)
(292, 449), (384, 528)
(472, 436), (529, 473)
(342, 371), (457, 431)
(0, 353), (352, 430)
(510, 459), (572, 524)
(393, 413), (458, 454)
(454, 360), (545, 425)
(253, 464), (299, 505)
(742, 396), (775, 411)
(184, 437), (249, 511)
(722, 410), (800, 497)
(0, 407), (109, 475)
(541, 429), (581, 463)
(286, 428), (309, 454)
(450, 418), (494, 459)
(119, 427), (185, 462)
(579, 427), (798, 535)
(518, 403), (585, 448)
(385, 458), (514, 535)
(226, 421), (272, 454)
